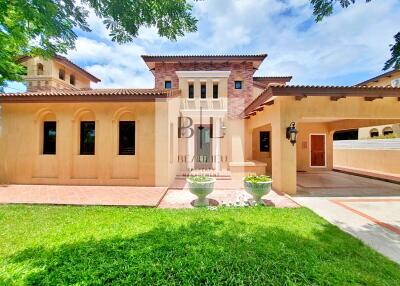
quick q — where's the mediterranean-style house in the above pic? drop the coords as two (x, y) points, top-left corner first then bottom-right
(0, 54), (399, 194)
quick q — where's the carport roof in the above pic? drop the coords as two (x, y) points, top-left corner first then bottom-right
(244, 84), (400, 118)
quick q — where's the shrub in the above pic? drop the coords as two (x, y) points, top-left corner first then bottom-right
(244, 175), (272, 183)
(187, 176), (213, 183)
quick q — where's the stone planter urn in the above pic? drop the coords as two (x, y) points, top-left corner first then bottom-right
(186, 176), (216, 207)
(243, 175), (273, 205)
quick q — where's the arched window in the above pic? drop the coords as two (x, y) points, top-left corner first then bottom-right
(59, 69), (65, 80)
(370, 128), (379, 138)
(74, 109), (96, 155)
(70, 74), (76, 85)
(37, 63), (44, 75)
(383, 127), (393, 136)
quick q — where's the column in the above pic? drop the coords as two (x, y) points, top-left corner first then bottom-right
(271, 118), (297, 195)
(213, 117), (221, 172)
(187, 121), (195, 170)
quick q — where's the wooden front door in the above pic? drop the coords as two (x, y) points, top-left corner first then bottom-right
(310, 134), (325, 167)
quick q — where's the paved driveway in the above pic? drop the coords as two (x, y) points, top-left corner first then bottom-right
(294, 171), (400, 264)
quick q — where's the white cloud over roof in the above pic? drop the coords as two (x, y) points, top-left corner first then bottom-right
(39, 0), (400, 88)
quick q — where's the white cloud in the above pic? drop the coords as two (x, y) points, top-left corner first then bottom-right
(65, 0), (400, 87)
(66, 37), (153, 88)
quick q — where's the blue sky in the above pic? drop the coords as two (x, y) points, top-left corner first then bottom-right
(5, 0), (400, 92)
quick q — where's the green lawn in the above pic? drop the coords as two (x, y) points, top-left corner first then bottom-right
(0, 206), (399, 285)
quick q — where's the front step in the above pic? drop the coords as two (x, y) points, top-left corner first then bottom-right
(176, 169), (232, 180)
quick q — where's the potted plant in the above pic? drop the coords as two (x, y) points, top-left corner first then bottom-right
(186, 176), (216, 207)
(243, 175), (272, 205)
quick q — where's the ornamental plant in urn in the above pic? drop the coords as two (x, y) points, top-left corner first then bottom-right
(186, 176), (216, 207)
(243, 175), (272, 205)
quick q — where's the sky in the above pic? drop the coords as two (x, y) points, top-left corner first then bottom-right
(5, 0), (400, 92)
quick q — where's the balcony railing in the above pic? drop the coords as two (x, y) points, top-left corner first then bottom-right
(180, 98), (227, 110)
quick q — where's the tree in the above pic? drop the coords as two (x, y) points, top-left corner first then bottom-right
(0, 0), (198, 88)
(310, 0), (399, 70)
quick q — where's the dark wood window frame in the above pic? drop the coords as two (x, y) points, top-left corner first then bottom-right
(80, 121), (95, 155)
(37, 63), (44, 76)
(43, 121), (56, 155)
(235, 81), (242, 89)
(59, 69), (65, 80)
(200, 83), (206, 99)
(119, 121), (135, 155)
(164, 80), (172, 89)
(70, 74), (76, 85)
(260, 131), (270, 152)
(213, 84), (219, 99)
(188, 83), (194, 99)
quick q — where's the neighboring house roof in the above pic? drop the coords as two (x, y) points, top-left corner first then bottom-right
(18, 55), (101, 83)
(356, 69), (400, 86)
(142, 54), (268, 70)
(0, 88), (180, 102)
(243, 84), (400, 118)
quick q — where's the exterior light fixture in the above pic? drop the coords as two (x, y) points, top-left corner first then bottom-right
(286, 122), (298, 145)
(221, 121), (227, 136)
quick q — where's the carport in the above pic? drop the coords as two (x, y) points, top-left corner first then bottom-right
(244, 85), (400, 195)
(296, 171), (400, 197)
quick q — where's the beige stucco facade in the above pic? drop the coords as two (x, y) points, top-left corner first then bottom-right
(246, 95), (400, 194)
(1, 102), (156, 185)
(1, 55), (400, 195)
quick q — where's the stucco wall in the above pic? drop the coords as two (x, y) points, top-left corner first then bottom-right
(334, 149), (400, 175)
(296, 122), (333, 172)
(251, 125), (272, 172)
(0, 102), (158, 186)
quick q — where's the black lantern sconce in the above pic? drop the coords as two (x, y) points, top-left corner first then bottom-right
(286, 122), (298, 145)
(221, 121), (227, 137)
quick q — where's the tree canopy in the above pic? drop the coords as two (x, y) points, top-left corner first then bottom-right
(0, 0), (197, 87)
(310, 0), (399, 70)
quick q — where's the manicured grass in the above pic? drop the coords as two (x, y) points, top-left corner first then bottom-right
(0, 206), (399, 285)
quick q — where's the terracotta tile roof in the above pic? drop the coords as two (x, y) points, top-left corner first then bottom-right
(243, 84), (400, 118)
(253, 81), (268, 89)
(253, 76), (292, 89)
(253, 76), (292, 81)
(356, 69), (399, 86)
(0, 88), (180, 102)
(18, 55), (101, 83)
(142, 54), (268, 70)
(142, 54), (267, 61)
(269, 84), (400, 91)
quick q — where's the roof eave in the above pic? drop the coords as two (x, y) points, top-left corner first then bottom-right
(141, 54), (268, 69)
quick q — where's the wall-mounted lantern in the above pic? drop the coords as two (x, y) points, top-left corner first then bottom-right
(286, 122), (298, 145)
(221, 121), (227, 137)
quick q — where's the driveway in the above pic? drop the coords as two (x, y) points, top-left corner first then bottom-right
(293, 171), (400, 264)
